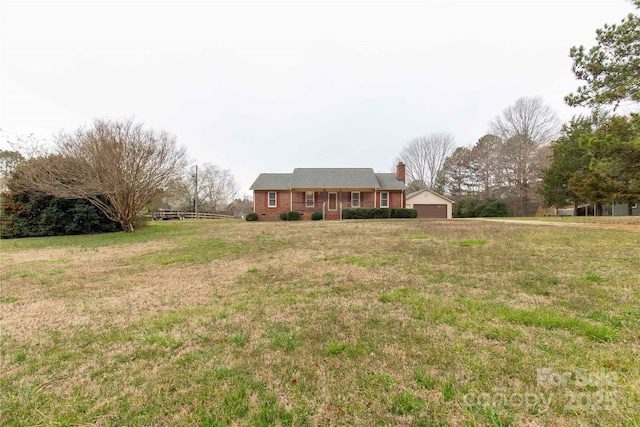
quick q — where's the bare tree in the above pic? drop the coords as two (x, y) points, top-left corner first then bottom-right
(14, 118), (188, 232)
(490, 97), (560, 144)
(489, 97), (560, 216)
(196, 164), (239, 212)
(0, 150), (25, 179)
(395, 132), (456, 191)
(168, 163), (240, 213)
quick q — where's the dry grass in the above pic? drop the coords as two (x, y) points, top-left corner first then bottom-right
(1, 218), (639, 426)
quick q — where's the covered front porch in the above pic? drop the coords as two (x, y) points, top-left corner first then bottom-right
(288, 189), (403, 220)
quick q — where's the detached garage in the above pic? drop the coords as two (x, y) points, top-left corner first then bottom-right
(406, 189), (454, 219)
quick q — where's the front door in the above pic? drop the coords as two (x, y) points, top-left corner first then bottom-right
(328, 192), (337, 211)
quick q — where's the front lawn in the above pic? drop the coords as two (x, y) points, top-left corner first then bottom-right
(1, 219), (638, 425)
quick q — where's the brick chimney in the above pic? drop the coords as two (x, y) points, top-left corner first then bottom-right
(396, 162), (406, 183)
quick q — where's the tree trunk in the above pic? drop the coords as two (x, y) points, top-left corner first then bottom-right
(628, 203), (633, 217)
(120, 219), (135, 232)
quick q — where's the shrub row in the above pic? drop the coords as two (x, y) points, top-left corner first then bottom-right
(453, 198), (509, 218)
(245, 209), (415, 222)
(279, 211), (302, 221)
(342, 208), (417, 219)
(390, 208), (419, 218)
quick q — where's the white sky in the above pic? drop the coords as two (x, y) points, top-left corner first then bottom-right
(0, 0), (636, 194)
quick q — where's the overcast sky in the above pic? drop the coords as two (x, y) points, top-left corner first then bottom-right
(0, 0), (636, 195)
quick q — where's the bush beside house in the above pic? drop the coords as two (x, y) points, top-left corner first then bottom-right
(279, 211), (302, 221)
(342, 208), (417, 220)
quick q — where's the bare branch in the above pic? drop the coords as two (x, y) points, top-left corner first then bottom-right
(15, 118), (188, 232)
(396, 132), (456, 191)
(489, 96), (561, 145)
(488, 97), (559, 215)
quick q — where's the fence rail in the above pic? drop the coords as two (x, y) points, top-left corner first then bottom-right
(153, 210), (235, 220)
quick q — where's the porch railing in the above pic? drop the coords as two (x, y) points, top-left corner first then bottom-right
(290, 201), (376, 211)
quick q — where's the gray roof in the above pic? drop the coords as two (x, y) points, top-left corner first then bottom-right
(249, 173), (291, 190)
(291, 168), (379, 188)
(250, 168), (404, 190)
(375, 173), (405, 190)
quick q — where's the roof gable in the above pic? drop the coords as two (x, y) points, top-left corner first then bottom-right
(406, 188), (455, 203)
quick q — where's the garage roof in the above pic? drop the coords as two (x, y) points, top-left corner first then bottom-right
(406, 188), (455, 203)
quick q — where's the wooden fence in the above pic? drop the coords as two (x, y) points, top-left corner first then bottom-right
(152, 210), (235, 220)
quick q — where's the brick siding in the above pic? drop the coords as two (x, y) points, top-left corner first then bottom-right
(253, 190), (405, 220)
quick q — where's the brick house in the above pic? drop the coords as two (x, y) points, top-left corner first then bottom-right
(250, 163), (407, 220)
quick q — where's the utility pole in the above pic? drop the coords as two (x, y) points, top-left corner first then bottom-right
(194, 164), (198, 219)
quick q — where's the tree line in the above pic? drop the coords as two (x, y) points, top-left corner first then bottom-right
(396, 1), (639, 217)
(1, 1), (638, 235)
(541, 112), (640, 216)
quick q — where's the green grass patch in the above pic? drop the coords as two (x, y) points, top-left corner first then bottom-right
(583, 273), (605, 283)
(326, 342), (347, 355)
(390, 390), (424, 415)
(16, 269), (65, 278)
(0, 220), (195, 250)
(229, 332), (250, 347)
(451, 239), (487, 246)
(148, 237), (241, 265)
(483, 326), (523, 342)
(266, 323), (300, 352)
(344, 253), (397, 267)
(409, 234), (431, 239)
(138, 331), (181, 348)
(414, 367), (438, 389)
(470, 301), (619, 342)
